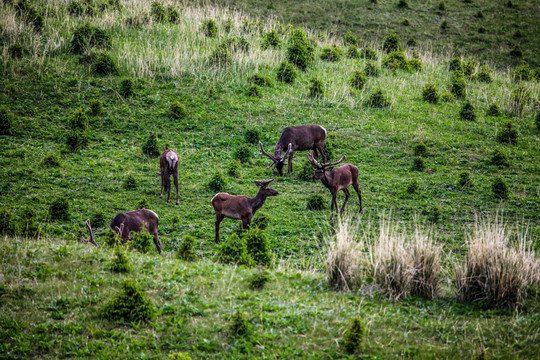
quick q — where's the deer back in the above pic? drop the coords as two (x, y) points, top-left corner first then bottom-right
(323, 164), (359, 191)
(276, 125), (327, 154)
(159, 149), (179, 174)
(110, 208), (159, 238)
(211, 193), (251, 219)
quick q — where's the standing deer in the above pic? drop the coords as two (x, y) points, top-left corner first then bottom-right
(211, 179), (278, 243)
(156, 149), (179, 205)
(307, 152), (363, 219)
(84, 208), (162, 254)
(259, 124), (327, 176)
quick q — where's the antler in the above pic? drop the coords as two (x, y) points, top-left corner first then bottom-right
(321, 155), (347, 168)
(255, 179), (274, 187)
(82, 219), (99, 247)
(259, 141), (278, 168)
(282, 143), (293, 162)
(307, 151), (322, 169)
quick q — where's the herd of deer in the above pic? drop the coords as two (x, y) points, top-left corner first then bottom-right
(84, 125), (363, 254)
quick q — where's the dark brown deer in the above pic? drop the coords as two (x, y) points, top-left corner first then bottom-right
(259, 124), (327, 176)
(211, 179), (278, 243)
(85, 208), (162, 254)
(156, 149), (179, 205)
(307, 152), (363, 219)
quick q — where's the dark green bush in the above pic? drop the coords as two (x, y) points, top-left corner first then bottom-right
(21, 207), (39, 237)
(402, 18), (410, 26)
(440, 91), (454, 103)
(413, 143), (428, 157)
(406, 37), (417, 47)
(67, 1), (84, 16)
(350, 70), (367, 90)
(142, 132), (160, 157)
(101, 280), (156, 322)
(177, 235), (197, 261)
(489, 149), (509, 167)
(276, 61), (297, 83)
(234, 144), (252, 163)
(91, 52), (119, 75)
(383, 32), (402, 53)
(509, 86), (531, 115)
(227, 159), (241, 177)
(342, 318), (366, 354)
(512, 63), (532, 81)
(215, 233), (253, 265)
(287, 28), (313, 71)
(382, 51), (411, 71)
(397, 0), (409, 9)
(49, 197), (70, 221)
(90, 211), (106, 228)
(168, 6), (180, 24)
(248, 268), (270, 290)
(422, 83), (439, 104)
(486, 103), (500, 117)
(120, 79), (134, 97)
(245, 227), (273, 267)
(261, 30), (281, 50)
(366, 89), (391, 108)
(412, 157), (425, 171)
(169, 101), (187, 119)
(208, 171), (226, 192)
(8, 43), (24, 58)
(123, 174), (137, 189)
(462, 59), (478, 78)
(440, 19), (449, 31)
(202, 19), (218, 38)
(448, 57), (462, 71)
(0, 208), (17, 235)
(509, 44), (522, 58)
(103, 228), (121, 247)
(230, 310), (249, 336)
(138, 197), (150, 209)
(438, 1), (446, 11)
(307, 194), (325, 210)
(475, 10), (484, 19)
(428, 206), (441, 223)
(406, 179), (419, 194)
(360, 46), (377, 60)
(151, 1), (166, 23)
(297, 160), (314, 181)
(346, 45), (360, 59)
(131, 228), (154, 253)
(478, 26), (486, 34)
(248, 84), (261, 97)
(476, 64), (493, 83)
(43, 154), (61, 167)
(0, 107), (15, 135)
(492, 177), (509, 200)
(364, 61), (380, 77)
(344, 31), (359, 46)
(506, 0), (517, 9)
(89, 99), (103, 116)
(409, 58), (422, 71)
(252, 213), (270, 230)
(320, 46), (343, 62)
(70, 23), (111, 54)
(308, 79), (324, 98)
(244, 129), (260, 144)
(66, 108), (89, 152)
(109, 246), (131, 273)
(249, 73), (273, 87)
(496, 121), (518, 145)
(458, 171), (472, 187)
(450, 70), (466, 98)
(460, 101), (476, 121)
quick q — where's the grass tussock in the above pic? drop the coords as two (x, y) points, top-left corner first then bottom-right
(455, 216), (540, 308)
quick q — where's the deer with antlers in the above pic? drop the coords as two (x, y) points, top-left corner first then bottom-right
(211, 179), (278, 243)
(156, 149), (179, 205)
(307, 152), (363, 219)
(259, 125), (327, 176)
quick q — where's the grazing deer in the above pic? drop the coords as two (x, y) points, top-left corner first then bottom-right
(211, 179), (278, 243)
(156, 149), (179, 205)
(307, 152), (363, 219)
(84, 208), (162, 254)
(259, 124), (327, 176)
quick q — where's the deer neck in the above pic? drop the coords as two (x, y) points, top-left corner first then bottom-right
(249, 189), (268, 213)
(320, 171), (335, 189)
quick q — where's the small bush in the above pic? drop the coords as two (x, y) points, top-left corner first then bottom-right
(397, 0), (409, 8)
(383, 32), (402, 53)
(252, 213), (271, 230)
(103, 228), (122, 247)
(412, 157), (425, 171)
(101, 280), (156, 322)
(413, 142), (428, 157)
(215, 233), (252, 265)
(350, 70), (367, 90)
(234, 144), (252, 163)
(509, 44), (522, 58)
(168, 353), (191, 360)
(422, 83), (439, 104)
(341, 318), (366, 354)
(92, 52), (119, 75)
(227, 159), (241, 177)
(168, 6), (180, 24)
(8, 43), (24, 58)
(49, 197), (70, 221)
(230, 310), (249, 336)
(119, 79), (134, 97)
(142, 132), (160, 157)
(169, 101), (187, 120)
(21, 207), (39, 238)
(131, 228), (154, 253)
(208, 171), (226, 192)
(428, 206), (441, 223)
(202, 19), (218, 38)
(344, 31), (359, 46)
(383, 51), (411, 71)
(70, 23), (111, 54)
(458, 171), (472, 187)
(276, 61), (297, 83)
(462, 59), (477, 78)
(402, 18), (410, 26)
(307, 194), (325, 210)
(440, 19), (449, 31)
(247, 84), (261, 98)
(151, 1), (166, 23)
(177, 235), (197, 262)
(512, 63), (532, 81)
(245, 227), (273, 267)
(123, 174), (137, 189)
(450, 71), (466, 98)
(320, 46), (343, 62)
(406, 37), (417, 47)
(43, 154), (61, 167)
(109, 246), (131, 273)
(406, 179), (419, 194)
(346, 45), (360, 59)
(209, 43), (232, 66)
(297, 160), (314, 181)
(0, 209), (17, 235)
(244, 129), (259, 144)
(90, 211), (106, 228)
(366, 89), (391, 108)
(66, 108), (89, 152)
(138, 197), (150, 210)
(409, 58), (422, 71)
(496, 121), (518, 145)
(440, 91), (454, 102)
(364, 61), (380, 77)
(460, 101), (476, 121)
(261, 30), (281, 50)
(0, 107), (15, 135)
(448, 57), (462, 71)
(492, 177), (509, 200)
(489, 149), (509, 167)
(476, 64), (493, 83)
(249, 74), (273, 87)
(509, 86), (531, 115)
(248, 268), (271, 290)
(89, 99), (103, 116)
(287, 28), (313, 71)
(360, 46), (377, 60)
(308, 79), (324, 98)
(438, 1), (446, 11)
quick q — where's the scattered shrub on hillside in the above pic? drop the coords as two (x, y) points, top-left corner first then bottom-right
(509, 86), (531, 115)
(486, 103), (500, 117)
(307, 194), (325, 210)
(344, 31), (359, 46)
(130, 227), (154, 253)
(364, 61), (380, 77)
(8, 43), (24, 58)
(412, 157), (425, 171)
(43, 154), (61, 167)
(151, 1), (166, 23)
(276, 61), (297, 83)
(406, 37), (417, 47)
(123, 174), (137, 189)
(383, 51), (411, 71)
(422, 83), (439, 104)
(492, 177), (509, 200)
(177, 235), (197, 261)
(227, 159), (241, 177)
(450, 70), (466, 98)
(215, 233), (253, 265)
(297, 160), (314, 181)
(66, 108), (89, 152)
(103, 228), (121, 247)
(350, 70), (367, 90)
(252, 213), (271, 230)
(142, 132), (160, 157)
(346, 45), (360, 59)
(428, 206), (441, 223)
(92, 52), (119, 75)
(49, 197), (70, 221)
(230, 310), (249, 336)
(462, 59), (478, 78)
(21, 207), (39, 238)
(458, 171), (472, 187)
(168, 6), (181, 24)
(341, 318), (366, 354)
(509, 44), (522, 58)
(506, 0), (517, 8)
(489, 148), (509, 167)
(397, 0), (409, 10)
(460, 101), (476, 121)
(202, 19), (218, 38)
(244, 129), (260, 144)
(208, 171), (226, 192)
(119, 79), (134, 97)
(138, 197), (150, 209)
(169, 101), (187, 120)
(0, 107), (15, 135)
(89, 99), (103, 116)
(383, 32), (402, 53)
(70, 23), (111, 54)
(476, 64), (493, 83)
(168, 353), (191, 360)
(413, 143), (428, 157)
(287, 28), (313, 71)
(448, 57), (462, 71)
(247, 84), (261, 98)
(402, 18), (410, 26)
(101, 280), (156, 322)
(308, 79), (324, 98)
(245, 227), (273, 267)
(478, 26), (486, 34)
(496, 121), (518, 145)
(90, 211), (106, 228)
(109, 246), (131, 273)
(475, 10), (484, 19)
(320, 46), (343, 62)
(249, 73), (273, 87)
(440, 19), (449, 32)
(512, 63), (532, 81)
(234, 144), (252, 163)
(0, 208), (17, 235)
(440, 91), (454, 102)
(67, 1), (84, 16)
(366, 89), (391, 108)
(438, 1), (446, 11)
(360, 46), (377, 60)
(406, 179), (419, 194)
(248, 268), (271, 290)
(409, 58), (422, 71)
(261, 30), (281, 50)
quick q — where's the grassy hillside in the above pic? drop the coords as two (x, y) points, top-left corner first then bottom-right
(0, 0), (539, 358)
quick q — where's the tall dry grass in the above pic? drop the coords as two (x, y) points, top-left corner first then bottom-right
(410, 228), (442, 300)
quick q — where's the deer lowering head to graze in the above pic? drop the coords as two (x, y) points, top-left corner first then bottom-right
(156, 149), (179, 205)
(307, 152), (363, 219)
(85, 208), (162, 254)
(259, 124), (327, 176)
(211, 179), (278, 243)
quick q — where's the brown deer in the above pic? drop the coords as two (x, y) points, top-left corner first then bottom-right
(211, 179), (278, 243)
(156, 149), (179, 205)
(307, 152), (363, 219)
(84, 208), (162, 254)
(259, 124), (327, 176)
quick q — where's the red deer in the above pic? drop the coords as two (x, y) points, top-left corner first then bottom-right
(156, 149), (179, 205)
(211, 179), (278, 243)
(259, 124), (327, 176)
(84, 208), (162, 254)
(307, 152), (363, 219)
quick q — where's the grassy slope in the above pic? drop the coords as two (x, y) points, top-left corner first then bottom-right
(0, 0), (539, 358)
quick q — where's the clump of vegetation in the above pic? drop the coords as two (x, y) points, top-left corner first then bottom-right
(209, 43), (232, 66)
(509, 86), (531, 115)
(406, 179), (419, 194)
(320, 45), (343, 62)
(109, 246), (131, 273)
(230, 310), (249, 336)
(287, 28), (314, 71)
(123, 174), (138, 189)
(142, 132), (160, 157)
(458, 171), (472, 187)
(248, 268), (271, 290)
(397, 0), (409, 9)
(476, 64), (493, 83)
(233, 144), (252, 163)
(66, 108), (89, 152)
(131, 228), (154, 254)
(103, 228), (122, 247)
(167, 6), (181, 24)
(8, 43), (24, 58)
(382, 51), (410, 71)
(0, 208), (17, 235)
(207, 171), (226, 192)
(406, 37), (417, 47)
(151, 1), (166, 23)
(248, 84), (261, 98)
(460, 101), (476, 121)
(360, 46), (377, 60)
(410, 231), (442, 298)
(90, 211), (106, 228)
(346, 45), (360, 59)
(49, 197), (70, 221)
(215, 233), (252, 266)
(202, 19), (218, 38)
(450, 70), (466, 98)
(307, 194), (325, 210)
(402, 18), (410, 26)
(341, 318), (366, 354)
(21, 207), (39, 238)
(252, 213), (271, 230)
(350, 70), (367, 90)
(512, 63), (532, 81)
(43, 154), (61, 167)
(364, 61), (380, 77)
(261, 29), (281, 50)
(509, 44), (522, 58)
(486, 103), (500, 117)
(249, 73), (273, 87)
(308, 79), (324, 98)
(89, 99), (103, 116)
(536, 112), (540, 131)
(438, 1), (446, 11)
(489, 149), (509, 167)
(119, 79), (134, 97)
(92, 52), (119, 75)
(496, 121), (518, 145)
(245, 227), (273, 267)
(413, 143), (428, 157)
(492, 177), (509, 200)
(428, 206), (441, 223)
(168, 353), (191, 360)
(70, 23), (111, 54)
(440, 19), (449, 31)
(412, 157), (425, 171)
(448, 57), (462, 71)
(101, 280), (156, 322)
(227, 159), (241, 177)
(276, 61), (297, 83)
(244, 129), (260, 144)
(169, 101), (187, 119)
(409, 58), (422, 71)
(440, 91), (454, 102)
(176, 235), (197, 262)
(0, 107), (15, 135)
(422, 83), (439, 104)
(366, 89), (391, 108)
(344, 31), (359, 46)
(297, 160), (314, 181)
(462, 59), (477, 78)
(138, 197), (151, 209)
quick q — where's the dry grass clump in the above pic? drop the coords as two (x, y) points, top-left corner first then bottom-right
(410, 228), (442, 299)
(455, 217), (540, 308)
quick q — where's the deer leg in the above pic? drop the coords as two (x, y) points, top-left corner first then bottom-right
(160, 175), (164, 199)
(166, 175), (172, 203)
(215, 214), (224, 243)
(287, 152), (294, 174)
(340, 189), (350, 214)
(152, 232), (162, 255)
(174, 172), (179, 205)
(330, 194), (338, 220)
(317, 144), (327, 163)
(242, 216), (251, 230)
(352, 181), (363, 214)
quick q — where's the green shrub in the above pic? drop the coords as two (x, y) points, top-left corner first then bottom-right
(460, 101), (476, 121)
(297, 160), (314, 181)
(0, 107), (15, 135)
(440, 91), (454, 102)
(67, 1), (84, 16)
(383, 32), (402, 53)
(428, 206), (441, 223)
(475, 10), (484, 19)
(138, 197), (150, 209)
(492, 177), (509, 200)
(142, 132), (160, 157)
(234, 144), (252, 163)
(366, 89), (391, 108)
(230, 310), (249, 336)
(448, 57), (462, 71)
(440, 19), (449, 31)
(450, 70), (466, 98)
(177, 235), (197, 262)
(109, 246), (131, 273)
(496, 121), (518, 145)
(422, 83), (439, 104)
(489, 149), (509, 167)
(485, 104), (500, 117)
(90, 211), (106, 228)
(248, 268), (271, 290)
(101, 280), (156, 322)
(202, 19), (218, 38)
(168, 353), (191, 360)
(247, 84), (261, 98)
(244, 129), (260, 144)
(402, 18), (410, 26)
(21, 207), (39, 237)
(287, 28), (313, 71)
(151, 1), (166, 23)
(320, 46), (343, 62)
(249, 74), (273, 87)
(406, 37), (417, 47)
(0, 208), (17, 235)
(360, 46), (377, 60)
(215, 233), (253, 265)
(350, 70), (367, 90)
(120, 79), (134, 97)
(512, 63), (532, 81)
(308, 79), (324, 98)
(123, 174), (137, 189)
(341, 318), (366, 354)
(43, 154), (61, 167)
(509, 44), (522, 58)
(476, 64), (493, 83)
(346, 45), (360, 59)
(509, 86), (531, 115)
(438, 1), (446, 11)
(276, 61), (297, 83)
(70, 23), (111, 54)
(49, 197), (70, 221)
(89, 99), (103, 116)
(168, 6), (180, 24)
(344, 31), (359, 46)
(462, 59), (477, 78)
(261, 30), (281, 50)
(307, 194), (325, 210)
(103, 228), (122, 247)
(8, 43), (24, 58)
(252, 213), (270, 230)
(364, 61), (380, 77)
(244, 227), (273, 267)
(66, 108), (89, 152)
(409, 58), (422, 71)
(227, 159), (241, 177)
(412, 157), (425, 171)
(92, 52), (119, 75)
(131, 228), (154, 253)
(406, 179), (419, 194)
(397, 0), (409, 8)
(413, 143), (428, 157)
(458, 171), (472, 187)
(208, 171), (226, 192)
(382, 51), (411, 71)
(169, 101), (187, 119)
(478, 26), (487, 34)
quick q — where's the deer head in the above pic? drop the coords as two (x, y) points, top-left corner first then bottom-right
(307, 152), (347, 180)
(259, 141), (293, 176)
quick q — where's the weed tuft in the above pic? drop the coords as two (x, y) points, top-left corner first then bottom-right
(70, 23), (111, 54)
(247, 84), (261, 98)
(176, 235), (197, 262)
(509, 44), (522, 58)
(509, 86), (531, 115)
(245, 227), (273, 267)
(489, 149), (509, 167)
(364, 61), (380, 77)
(422, 83), (439, 104)
(102, 280), (156, 322)
(512, 63), (532, 82)
(460, 101), (476, 121)
(458, 171), (472, 187)
(0, 107), (15, 135)
(244, 129), (259, 144)
(8, 43), (24, 58)
(486, 103), (500, 117)
(151, 1), (166, 23)
(410, 228), (442, 298)
(168, 6), (181, 24)
(202, 19), (218, 38)
(123, 174), (137, 189)
(383, 51), (411, 71)
(89, 99), (103, 116)
(492, 177), (509, 200)
(169, 101), (187, 120)
(215, 233), (252, 266)
(90, 211), (106, 228)
(344, 31), (359, 46)
(208, 171), (227, 192)
(360, 46), (377, 60)
(227, 159), (241, 177)
(0, 208), (17, 235)
(350, 70), (367, 90)
(320, 46), (343, 62)
(307, 194), (325, 210)
(43, 154), (61, 167)
(130, 227), (154, 254)
(109, 246), (131, 273)
(249, 74), (273, 87)
(230, 310), (249, 336)
(366, 89), (390, 108)
(120, 79), (134, 97)
(234, 144), (252, 163)
(346, 45), (360, 59)
(450, 70), (466, 98)
(261, 30), (281, 50)
(49, 197), (70, 221)
(397, 0), (409, 10)
(476, 64), (493, 83)
(341, 318), (366, 354)
(406, 179), (419, 194)
(252, 212), (271, 230)
(496, 121), (518, 145)
(276, 61), (297, 83)
(412, 157), (425, 171)
(248, 268), (270, 290)
(287, 28), (313, 71)
(142, 132), (160, 157)
(308, 79), (324, 98)
(91, 52), (119, 75)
